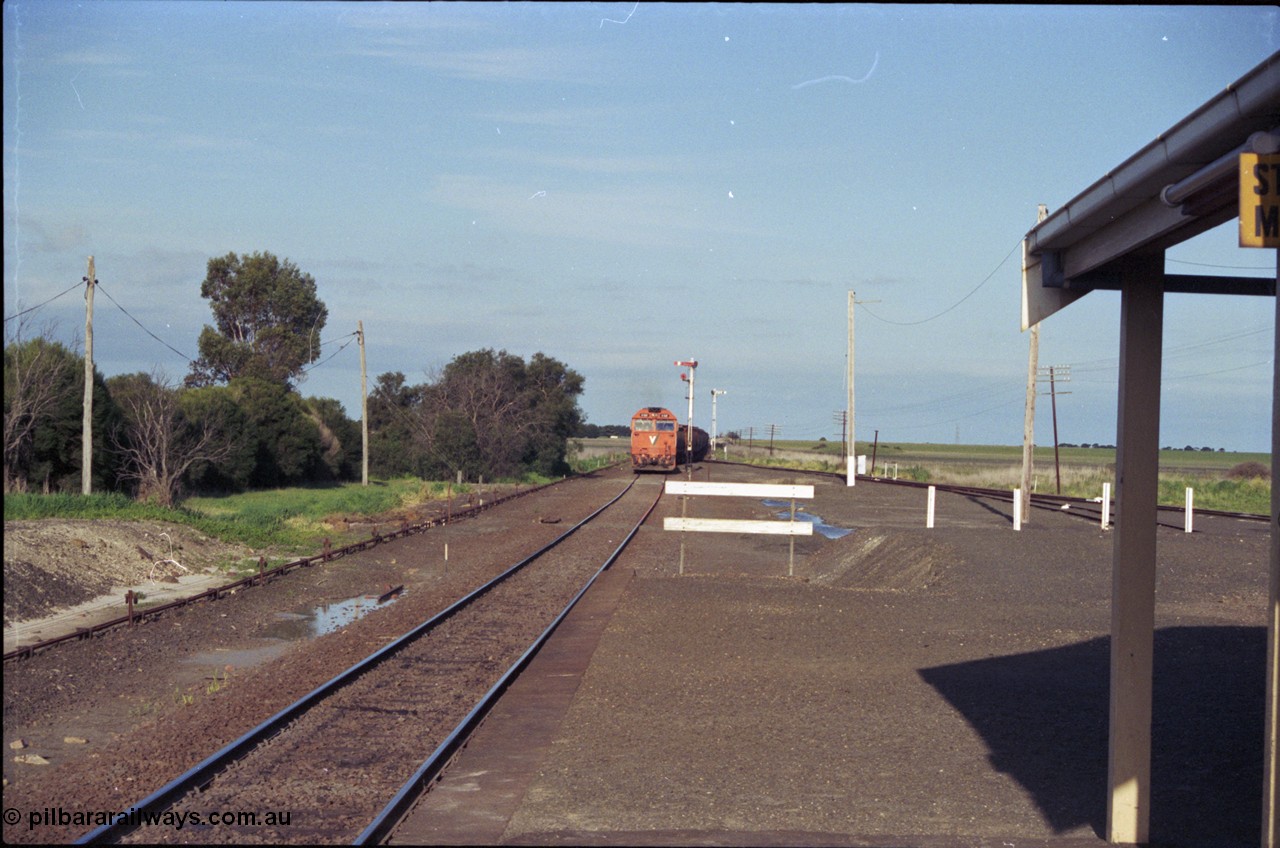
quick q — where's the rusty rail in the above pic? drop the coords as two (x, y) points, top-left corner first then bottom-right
(708, 458), (1268, 524)
(4, 481), (559, 663)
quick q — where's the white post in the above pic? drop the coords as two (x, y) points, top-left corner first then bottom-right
(1184, 487), (1194, 534)
(847, 290), (856, 487)
(1102, 482), (1111, 528)
(926, 486), (936, 529)
(1013, 488), (1022, 531)
(710, 389), (726, 452)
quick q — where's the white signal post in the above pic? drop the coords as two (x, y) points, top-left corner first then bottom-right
(675, 360), (698, 472)
(710, 389), (727, 452)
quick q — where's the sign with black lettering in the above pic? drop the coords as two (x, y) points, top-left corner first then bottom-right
(1240, 152), (1280, 248)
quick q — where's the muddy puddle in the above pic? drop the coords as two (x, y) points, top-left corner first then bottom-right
(761, 500), (854, 539)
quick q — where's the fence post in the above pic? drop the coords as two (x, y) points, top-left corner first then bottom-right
(926, 486), (936, 529)
(1013, 488), (1022, 531)
(1102, 482), (1111, 528)
(1185, 487), (1194, 533)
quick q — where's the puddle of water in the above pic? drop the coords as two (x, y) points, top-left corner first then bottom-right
(183, 642), (292, 669)
(263, 592), (403, 641)
(761, 500), (854, 540)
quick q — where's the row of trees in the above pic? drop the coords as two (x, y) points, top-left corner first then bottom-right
(368, 350), (584, 482)
(4, 251), (586, 505)
(4, 338), (360, 503)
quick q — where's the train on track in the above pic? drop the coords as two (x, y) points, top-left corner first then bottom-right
(630, 406), (710, 471)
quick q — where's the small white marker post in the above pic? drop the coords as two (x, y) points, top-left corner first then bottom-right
(1013, 488), (1022, 531)
(926, 485), (936, 529)
(1102, 482), (1111, 528)
(1185, 487), (1194, 534)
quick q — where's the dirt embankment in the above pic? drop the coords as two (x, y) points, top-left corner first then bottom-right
(3, 520), (256, 628)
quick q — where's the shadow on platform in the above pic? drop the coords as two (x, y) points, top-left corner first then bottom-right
(919, 626), (1265, 846)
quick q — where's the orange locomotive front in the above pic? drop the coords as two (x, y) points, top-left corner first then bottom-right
(630, 407), (680, 471)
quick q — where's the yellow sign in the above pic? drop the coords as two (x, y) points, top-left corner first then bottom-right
(1240, 152), (1280, 248)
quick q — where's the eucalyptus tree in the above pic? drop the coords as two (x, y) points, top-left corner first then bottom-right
(186, 251), (328, 388)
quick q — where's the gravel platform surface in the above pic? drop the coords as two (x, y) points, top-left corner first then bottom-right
(492, 464), (1268, 846)
(2, 463), (1268, 846)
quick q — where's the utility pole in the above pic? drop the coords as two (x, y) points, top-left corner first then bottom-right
(358, 320), (369, 486)
(1020, 204), (1049, 520)
(846, 290), (879, 486)
(833, 410), (848, 461)
(768, 423), (780, 456)
(710, 389), (726, 452)
(81, 257), (95, 495)
(1039, 364), (1072, 494)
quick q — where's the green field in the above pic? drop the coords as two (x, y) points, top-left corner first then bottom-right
(729, 439), (1271, 515)
(3, 478), (477, 569)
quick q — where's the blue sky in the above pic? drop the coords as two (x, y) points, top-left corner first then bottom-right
(5, 3), (1277, 452)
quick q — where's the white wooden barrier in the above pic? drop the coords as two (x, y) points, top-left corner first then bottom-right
(926, 485), (936, 529)
(1013, 487), (1022, 531)
(663, 517), (813, 536)
(1185, 487), (1194, 533)
(664, 480), (814, 576)
(1102, 482), (1111, 528)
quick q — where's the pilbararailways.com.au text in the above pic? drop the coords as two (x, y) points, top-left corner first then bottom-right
(10, 806), (292, 832)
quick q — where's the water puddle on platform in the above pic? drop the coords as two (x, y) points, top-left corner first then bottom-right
(263, 591), (404, 641)
(761, 500), (854, 540)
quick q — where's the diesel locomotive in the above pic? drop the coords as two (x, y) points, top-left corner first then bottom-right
(630, 407), (710, 471)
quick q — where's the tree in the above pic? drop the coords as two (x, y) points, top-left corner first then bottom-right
(521, 352), (584, 476)
(305, 396), (359, 481)
(179, 385), (255, 492)
(4, 334), (123, 493)
(421, 350), (529, 478)
(368, 371), (429, 477)
(108, 371), (233, 506)
(410, 349), (584, 480)
(186, 251), (328, 388)
(4, 332), (70, 492)
(226, 377), (325, 487)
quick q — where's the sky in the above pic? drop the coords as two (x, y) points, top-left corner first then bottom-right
(4, 3), (1277, 453)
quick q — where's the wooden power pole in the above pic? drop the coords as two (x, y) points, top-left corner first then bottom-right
(81, 257), (96, 495)
(358, 320), (369, 486)
(1020, 205), (1049, 520)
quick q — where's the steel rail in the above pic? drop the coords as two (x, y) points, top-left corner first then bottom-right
(75, 476), (640, 845)
(707, 458), (1267, 524)
(356, 479), (663, 845)
(5, 480), (561, 663)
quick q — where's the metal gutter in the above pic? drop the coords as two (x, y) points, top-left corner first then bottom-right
(1026, 51), (1280, 259)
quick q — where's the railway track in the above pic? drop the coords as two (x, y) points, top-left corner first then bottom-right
(4, 483), (557, 663)
(76, 474), (664, 845)
(711, 459), (1268, 526)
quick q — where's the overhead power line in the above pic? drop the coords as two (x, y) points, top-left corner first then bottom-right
(1167, 257), (1274, 271)
(857, 239), (1022, 327)
(301, 333), (359, 373)
(96, 281), (194, 363)
(3, 280), (83, 324)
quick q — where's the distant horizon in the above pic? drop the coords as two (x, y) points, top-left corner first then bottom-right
(6, 4), (1274, 453)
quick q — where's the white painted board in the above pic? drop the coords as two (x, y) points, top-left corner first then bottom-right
(663, 517), (814, 536)
(664, 481), (814, 499)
